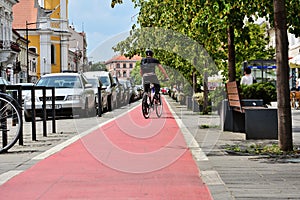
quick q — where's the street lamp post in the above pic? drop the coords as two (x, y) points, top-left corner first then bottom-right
(26, 21), (30, 82)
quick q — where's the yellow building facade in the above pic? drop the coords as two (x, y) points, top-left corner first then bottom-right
(13, 0), (70, 81)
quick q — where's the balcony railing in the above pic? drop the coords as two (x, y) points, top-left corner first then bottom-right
(0, 40), (20, 52)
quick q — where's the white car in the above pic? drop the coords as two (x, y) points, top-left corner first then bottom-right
(16, 82), (34, 104)
(0, 77), (9, 85)
(24, 72), (95, 121)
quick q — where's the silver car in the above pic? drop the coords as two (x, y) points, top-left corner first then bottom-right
(24, 72), (95, 121)
(87, 77), (108, 113)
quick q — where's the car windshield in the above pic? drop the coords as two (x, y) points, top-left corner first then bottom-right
(100, 76), (110, 86)
(0, 78), (9, 85)
(36, 76), (82, 88)
(87, 78), (98, 87)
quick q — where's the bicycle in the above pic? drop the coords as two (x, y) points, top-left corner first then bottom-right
(142, 84), (163, 119)
(0, 92), (22, 153)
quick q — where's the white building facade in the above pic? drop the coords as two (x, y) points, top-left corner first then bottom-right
(0, 0), (19, 78)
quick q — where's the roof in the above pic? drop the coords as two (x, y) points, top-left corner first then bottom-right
(105, 55), (142, 64)
(13, 0), (39, 29)
(41, 73), (80, 77)
(84, 71), (110, 78)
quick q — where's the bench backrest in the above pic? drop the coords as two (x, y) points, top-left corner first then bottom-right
(226, 81), (243, 112)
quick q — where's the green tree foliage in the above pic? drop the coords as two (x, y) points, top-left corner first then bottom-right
(130, 61), (142, 85)
(90, 62), (107, 71)
(111, 0), (300, 151)
(111, 1), (275, 83)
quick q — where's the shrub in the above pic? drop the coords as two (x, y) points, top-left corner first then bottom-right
(240, 82), (277, 105)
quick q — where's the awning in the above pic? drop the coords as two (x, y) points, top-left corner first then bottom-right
(289, 54), (300, 68)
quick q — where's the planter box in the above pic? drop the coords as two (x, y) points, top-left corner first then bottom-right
(245, 108), (278, 139)
(192, 99), (200, 112)
(221, 99), (277, 139)
(186, 96), (192, 110)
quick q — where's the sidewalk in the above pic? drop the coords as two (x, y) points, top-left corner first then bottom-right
(166, 95), (300, 200)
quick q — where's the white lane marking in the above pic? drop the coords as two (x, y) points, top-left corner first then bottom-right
(0, 170), (23, 185)
(164, 98), (208, 161)
(165, 98), (225, 186)
(0, 107), (138, 186)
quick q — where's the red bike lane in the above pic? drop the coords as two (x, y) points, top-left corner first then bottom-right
(0, 98), (212, 199)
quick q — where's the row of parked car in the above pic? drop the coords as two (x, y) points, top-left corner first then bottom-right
(20, 71), (143, 122)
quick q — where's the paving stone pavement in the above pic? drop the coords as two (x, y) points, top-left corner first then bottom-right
(166, 96), (300, 200)
(1, 96), (300, 200)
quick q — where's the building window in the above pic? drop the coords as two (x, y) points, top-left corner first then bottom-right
(129, 63), (133, 68)
(51, 44), (55, 64)
(29, 47), (37, 53)
(32, 60), (36, 72)
(116, 63), (120, 68)
(123, 71), (127, 77)
(123, 63), (126, 68)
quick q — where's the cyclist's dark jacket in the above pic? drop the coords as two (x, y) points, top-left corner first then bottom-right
(141, 57), (160, 85)
(141, 57), (160, 74)
(141, 57), (160, 93)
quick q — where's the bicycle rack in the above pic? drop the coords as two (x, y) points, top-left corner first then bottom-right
(0, 84), (22, 147)
(0, 84), (57, 152)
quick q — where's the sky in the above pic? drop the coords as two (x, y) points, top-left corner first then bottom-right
(68, 1), (138, 62)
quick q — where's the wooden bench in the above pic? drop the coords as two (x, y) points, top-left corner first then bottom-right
(225, 81), (278, 140)
(290, 91), (300, 109)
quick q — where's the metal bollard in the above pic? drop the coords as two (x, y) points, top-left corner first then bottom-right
(31, 86), (36, 141)
(42, 87), (47, 137)
(97, 86), (102, 117)
(0, 85), (7, 149)
(51, 87), (56, 133)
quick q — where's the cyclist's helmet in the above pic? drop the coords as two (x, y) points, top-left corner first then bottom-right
(146, 49), (154, 57)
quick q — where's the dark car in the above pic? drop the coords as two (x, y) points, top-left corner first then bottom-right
(119, 79), (130, 105)
(113, 76), (127, 107)
(119, 79), (135, 103)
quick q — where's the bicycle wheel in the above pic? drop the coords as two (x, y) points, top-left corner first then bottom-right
(0, 93), (22, 153)
(142, 93), (150, 119)
(155, 93), (163, 118)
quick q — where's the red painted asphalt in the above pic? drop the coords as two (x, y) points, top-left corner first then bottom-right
(0, 98), (212, 199)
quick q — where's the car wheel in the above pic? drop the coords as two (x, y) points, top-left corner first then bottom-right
(80, 99), (90, 118)
(90, 100), (97, 116)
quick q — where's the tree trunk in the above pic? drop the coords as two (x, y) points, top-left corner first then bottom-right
(193, 70), (197, 93)
(228, 26), (236, 82)
(274, 0), (293, 151)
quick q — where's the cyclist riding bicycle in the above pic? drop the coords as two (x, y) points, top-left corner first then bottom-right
(140, 49), (169, 98)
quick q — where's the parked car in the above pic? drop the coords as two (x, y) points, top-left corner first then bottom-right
(24, 72), (95, 122)
(135, 84), (143, 99)
(119, 79), (135, 103)
(119, 79), (130, 105)
(84, 71), (117, 111)
(161, 87), (170, 95)
(113, 76), (126, 106)
(16, 82), (35, 104)
(0, 77), (10, 85)
(87, 77), (108, 113)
